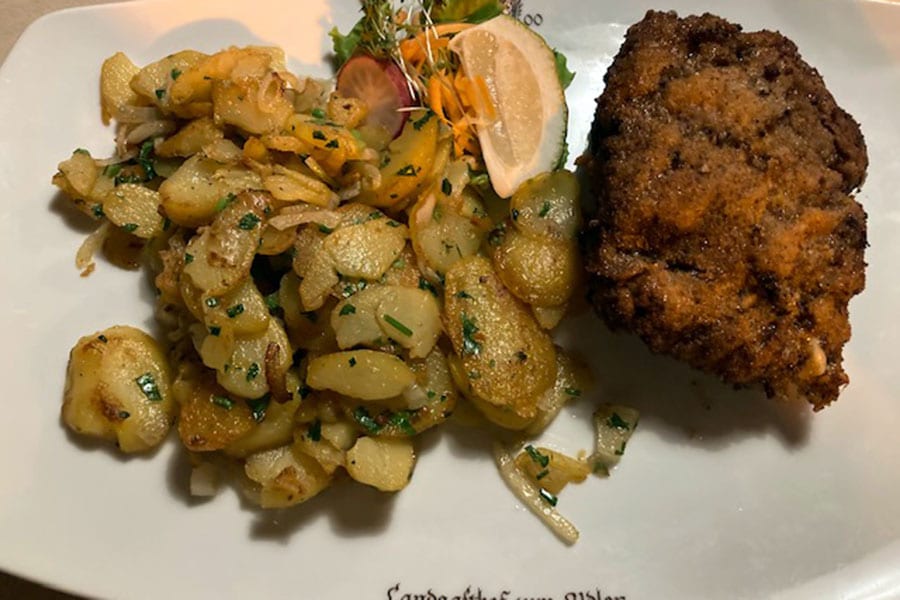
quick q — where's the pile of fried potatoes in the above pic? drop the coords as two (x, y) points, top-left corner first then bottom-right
(55, 46), (590, 508)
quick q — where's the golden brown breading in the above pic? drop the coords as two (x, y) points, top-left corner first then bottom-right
(580, 10), (867, 409)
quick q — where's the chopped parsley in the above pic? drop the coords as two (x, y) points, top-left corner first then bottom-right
(97, 334), (108, 343)
(325, 139), (340, 149)
(122, 223), (138, 233)
(488, 223), (507, 246)
(539, 201), (552, 218)
(205, 297), (219, 308)
(226, 303), (245, 318)
(525, 445), (550, 468)
(91, 204), (105, 219)
(311, 108), (326, 120)
(73, 148), (90, 156)
(454, 290), (473, 299)
(102, 164), (122, 178)
(154, 88), (166, 100)
(460, 313), (481, 355)
(418, 277), (438, 296)
(215, 193), (236, 212)
(348, 356), (357, 367)
(318, 224), (334, 234)
(208, 325), (221, 336)
(341, 280), (367, 298)
(135, 373), (162, 402)
(312, 130), (327, 141)
(297, 384), (312, 399)
(339, 304), (357, 316)
(265, 291), (281, 314)
(246, 362), (260, 382)
(184, 253), (194, 264)
(563, 387), (582, 397)
(170, 68), (182, 80)
(383, 314), (413, 337)
(516, 351), (528, 362)
(412, 110), (434, 130)
(608, 412), (631, 430)
(113, 173), (144, 186)
(353, 406), (383, 434)
(237, 213), (261, 230)
(511, 208), (520, 221)
(211, 395), (234, 410)
(118, 410), (131, 420)
(536, 469), (549, 480)
(247, 394), (270, 422)
(539, 488), (558, 507)
(395, 164), (416, 177)
(307, 419), (322, 441)
(441, 178), (452, 196)
(389, 411), (417, 436)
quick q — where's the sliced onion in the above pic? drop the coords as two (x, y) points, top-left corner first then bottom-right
(190, 462), (220, 497)
(75, 222), (110, 277)
(268, 206), (340, 231)
(589, 404), (640, 476)
(402, 383), (429, 410)
(278, 71), (303, 92)
(414, 193), (437, 227)
(493, 441), (579, 545)
(115, 124), (129, 158)
(114, 105), (163, 124)
(303, 155), (337, 187)
(337, 180), (361, 201)
(358, 147), (380, 163)
(126, 120), (177, 145)
(256, 72), (286, 114)
(354, 160), (381, 192)
(94, 152), (137, 167)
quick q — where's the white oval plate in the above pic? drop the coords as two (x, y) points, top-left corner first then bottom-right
(1, 1), (900, 598)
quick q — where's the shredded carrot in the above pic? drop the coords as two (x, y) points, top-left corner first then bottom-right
(400, 39), (424, 65)
(400, 31), (450, 68)
(441, 81), (464, 122)
(397, 20), (485, 159)
(451, 118), (472, 156)
(430, 22), (474, 36)
(453, 71), (472, 107)
(428, 76), (444, 122)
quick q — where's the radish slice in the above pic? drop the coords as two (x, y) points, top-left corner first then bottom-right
(336, 55), (415, 138)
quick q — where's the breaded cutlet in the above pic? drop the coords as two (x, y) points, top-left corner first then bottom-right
(580, 10), (868, 409)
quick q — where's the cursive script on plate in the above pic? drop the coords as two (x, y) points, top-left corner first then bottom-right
(386, 583), (626, 600)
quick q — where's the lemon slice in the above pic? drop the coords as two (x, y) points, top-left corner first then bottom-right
(449, 15), (567, 198)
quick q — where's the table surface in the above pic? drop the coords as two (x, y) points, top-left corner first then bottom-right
(1, 2), (123, 596)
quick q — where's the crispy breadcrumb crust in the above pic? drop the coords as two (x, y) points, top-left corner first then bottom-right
(581, 10), (868, 409)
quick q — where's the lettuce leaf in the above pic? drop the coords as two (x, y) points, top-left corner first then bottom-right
(553, 49), (576, 90)
(432, 0), (504, 24)
(329, 19), (365, 68)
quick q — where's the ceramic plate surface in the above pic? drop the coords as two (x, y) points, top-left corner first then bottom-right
(1, 1), (899, 598)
